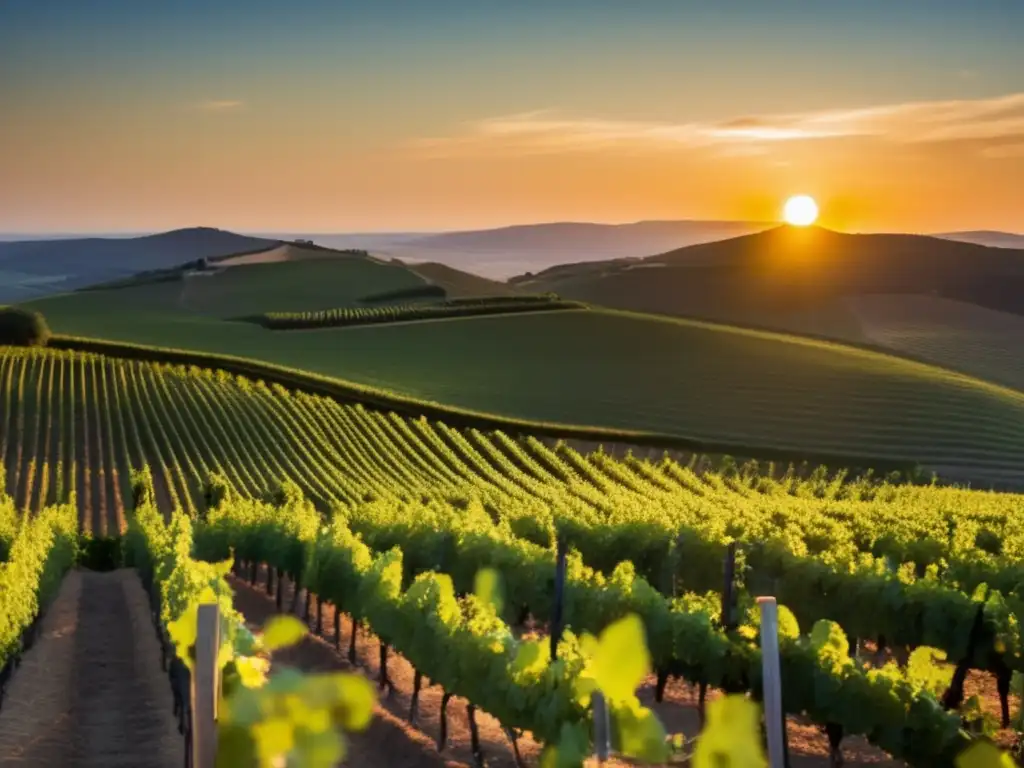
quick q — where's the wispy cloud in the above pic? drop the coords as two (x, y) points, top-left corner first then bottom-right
(981, 143), (1024, 159)
(410, 92), (1024, 159)
(193, 99), (245, 112)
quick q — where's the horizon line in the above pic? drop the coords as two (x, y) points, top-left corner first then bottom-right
(1, 220), (1022, 240)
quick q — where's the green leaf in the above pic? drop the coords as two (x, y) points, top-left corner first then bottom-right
(221, 686), (264, 727)
(474, 567), (504, 615)
(292, 726), (345, 768)
(265, 667), (307, 695)
(235, 656), (271, 689)
(589, 614), (650, 703)
(616, 702), (671, 763)
(261, 615), (308, 651)
(776, 605), (800, 640)
(907, 646), (952, 696)
(511, 639), (550, 677)
(331, 674), (376, 732)
(251, 717), (294, 767)
(692, 695), (767, 768)
(167, 605), (199, 669)
(544, 722), (591, 768)
(215, 724), (258, 768)
(955, 741), (1017, 768)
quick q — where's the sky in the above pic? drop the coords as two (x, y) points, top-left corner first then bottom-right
(1, 0), (1023, 235)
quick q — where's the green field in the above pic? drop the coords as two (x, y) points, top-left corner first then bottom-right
(848, 294), (1024, 393)
(25, 277), (1024, 479)
(408, 260), (518, 297)
(39, 255), (429, 319)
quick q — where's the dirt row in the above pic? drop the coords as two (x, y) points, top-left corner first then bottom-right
(0, 570), (183, 767)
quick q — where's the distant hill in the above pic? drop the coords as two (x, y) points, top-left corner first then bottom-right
(512, 226), (1024, 355)
(373, 220), (770, 279)
(28, 241), (521, 326)
(934, 230), (1024, 250)
(0, 227), (279, 302)
(407, 261), (517, 297)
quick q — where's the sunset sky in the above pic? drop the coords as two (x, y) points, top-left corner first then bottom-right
(2, 0), (1022, 234)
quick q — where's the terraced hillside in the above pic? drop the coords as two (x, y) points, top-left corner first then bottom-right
(3, 344), (1024, 537)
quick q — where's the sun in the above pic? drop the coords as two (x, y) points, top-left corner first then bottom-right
(783, 195), (819, 226)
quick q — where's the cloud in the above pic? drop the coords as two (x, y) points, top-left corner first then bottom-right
(981, 143), (1024, 159)
(410, 92), (1024, 159)
(193, 99), (245, 112)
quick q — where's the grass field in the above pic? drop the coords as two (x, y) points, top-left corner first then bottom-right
(23, 288), (1024, 480)
(848, 294), (1024, 392)
(408, 261), (518, 297)
(42, 255), (430, 319)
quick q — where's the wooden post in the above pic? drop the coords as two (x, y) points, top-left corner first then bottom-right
(550, 540), (568, 661)
(192, 603), (221, 768)
(757, 597), (785, 768)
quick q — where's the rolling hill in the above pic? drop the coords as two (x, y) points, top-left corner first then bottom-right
(0, 227), (279, 303)
(407, 261), (517, 297)
(512, 225), (1024, 349)
(847, 294), (1024, 392)
(26, 254), (1024, 485)
(374, 219), (770, 279)
(20, 223), (1024, 485)
(934, 230), (1024, 250)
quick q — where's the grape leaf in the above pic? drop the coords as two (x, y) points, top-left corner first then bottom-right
(261, 615), (308, 651)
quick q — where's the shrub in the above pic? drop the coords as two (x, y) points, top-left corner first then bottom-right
(0, 307), (51, 347)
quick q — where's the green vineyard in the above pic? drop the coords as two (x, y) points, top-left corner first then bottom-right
(250, 294), (586, 330)
(4, 345), (1024, 764)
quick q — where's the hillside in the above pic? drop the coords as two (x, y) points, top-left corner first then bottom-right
(24, 274), (1024, 483)
(408, 261), (518, 297)
(378, 219), (770, 279)
(0, 227), (279, 302)
(44, 245), (432, 319)
(512, 226), (1024, 351)
(935, 230), (1024, 249)
(847, 294), (1024, 392)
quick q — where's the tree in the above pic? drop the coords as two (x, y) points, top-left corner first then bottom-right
(0, 307), (52, 347)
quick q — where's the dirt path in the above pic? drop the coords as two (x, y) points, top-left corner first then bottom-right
(0, 569), (184, 767)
